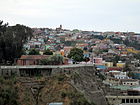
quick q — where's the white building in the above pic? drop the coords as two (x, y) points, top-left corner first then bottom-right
(121, 79), (139, 86)
(114, 72), (129, 79)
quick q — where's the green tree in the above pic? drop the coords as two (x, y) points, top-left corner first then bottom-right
(40, 54), (63, 65)
(0, 87), (19, 105)
(72, 29), (80, 33)
(0, 22), (33, 64)
(28, 49), (40, 55)
(134, 53), (140, 60)
(64, 41), (76, 46)
(43, 49), (53, 55)
(113, 55), (120, 66)
(123, 63), (131, 72)
(88, 48), (93, 53)
(0, 21), (8, 64)
(68, 48), (84, 63)
(0, 20), (8, 35)
(84, 57), (90, 62)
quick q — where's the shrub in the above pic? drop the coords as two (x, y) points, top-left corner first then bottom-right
(57, 75), (65, 81)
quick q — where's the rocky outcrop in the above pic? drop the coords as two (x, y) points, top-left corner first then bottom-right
(70, 66), (108, 105)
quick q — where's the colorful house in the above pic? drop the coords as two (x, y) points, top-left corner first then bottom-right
(17, 55), (49, 65)
(104, 62), (113, 67)
(117, 62), (125, 68)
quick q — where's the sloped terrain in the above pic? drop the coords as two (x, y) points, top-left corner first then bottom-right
(0, 66), (107, 105)
(70, 67), (108, 105)
(0, 75), (95, 105)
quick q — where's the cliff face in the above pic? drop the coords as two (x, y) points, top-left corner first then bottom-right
(17, 75), (96, 105)
(0, 65), (108, 105)
(70, 66), (108, 105)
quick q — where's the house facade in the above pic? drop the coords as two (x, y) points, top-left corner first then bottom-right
(17, 55), (49, 65)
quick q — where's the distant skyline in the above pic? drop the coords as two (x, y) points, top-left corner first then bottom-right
(0, 0), (140, 32)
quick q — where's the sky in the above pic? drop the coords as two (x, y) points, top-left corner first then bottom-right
(0, 0), (140, 32)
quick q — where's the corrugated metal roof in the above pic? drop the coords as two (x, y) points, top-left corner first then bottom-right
(19, 55), (49, 60)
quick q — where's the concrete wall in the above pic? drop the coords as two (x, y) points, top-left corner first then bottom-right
(0, 67), (20, 76)
(0, 64), (95, 77)
(106, 96), (140, 105)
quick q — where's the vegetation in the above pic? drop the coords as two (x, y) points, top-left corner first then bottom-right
(113, 55), (120, 66)
(97, 73), (106, 80)
(83, 57), (90, 62)
(123, 38), (140, 50)
(0, 77), (19, 105)
(123, 63), (131, 72)
(43, 49), (53, 55)
(57, 74), (65, 81)
(128, 72), (134, 78)
(68, 48), (84, 63)
(61, 91), (95, 105)
(28, 49), (40, 55)
(0, 20), (33, 64)
(64, 41), (77, 46)
(110, 37), (123, 44)
(40, 54), (63, 65)
(134, 53), (140, 60)
(0, 72), (97, 105)
(72, 29), (80, 33)
(91, 35), (105, 40)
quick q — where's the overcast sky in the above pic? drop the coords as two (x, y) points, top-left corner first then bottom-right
(0, 0), (140, 32)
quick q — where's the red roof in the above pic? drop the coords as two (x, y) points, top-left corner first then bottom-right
(19, 55), (49, 60)
(105, 67), (122, 72)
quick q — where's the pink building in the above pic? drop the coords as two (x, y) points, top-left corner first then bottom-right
(93, 58), (103, 64)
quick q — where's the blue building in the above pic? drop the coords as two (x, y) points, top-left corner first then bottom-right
(49, 102), (63, 105)
(96, 65), (106, 70)
(133, 72), (140, 79)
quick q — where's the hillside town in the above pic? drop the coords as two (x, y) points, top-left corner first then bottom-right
(1, 0), (140, 104)
(1, 24), (140, 105)
(13, 25), (140, 105)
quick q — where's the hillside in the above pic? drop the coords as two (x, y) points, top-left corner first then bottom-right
(0, 67), (107, 105)
(0, 75), (95, 105)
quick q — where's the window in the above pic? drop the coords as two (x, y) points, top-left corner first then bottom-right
(130, 99), (133, 103)
(134, 99), (137, 103)
(122, 99), (125, 103)
(138, 99), (140, 103)
(126, 99), (129, 103)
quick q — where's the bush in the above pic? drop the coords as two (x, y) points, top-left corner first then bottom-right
(40, 54), (63, 65)
(61, 90), (96, 105)
(43, 49), (53, 55)
(70, 97), (95, 105)
(61, 91), (67, 98)
(57, 75), (65, 81)
(0, 87), (19, 105)
(28, 49), (40, 55)
(0, 77), (19, 105)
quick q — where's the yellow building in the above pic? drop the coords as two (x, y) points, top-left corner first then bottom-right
(104, 62), (113, 67)
(126, 48), (140, 54)
(117, 63), (125, 68)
